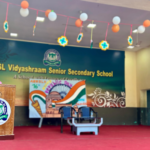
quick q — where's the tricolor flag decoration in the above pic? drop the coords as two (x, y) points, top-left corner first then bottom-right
(29, 90), (46, 104)
(52, 80), (86, 107)
(29, 90), (46, 117)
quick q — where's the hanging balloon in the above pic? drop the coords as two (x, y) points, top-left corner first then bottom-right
(80, 13), (88, 21)
(48, 11), (57, 21)
(143, 20), (150, 27)
(75, 19), (82, 27)
(21, 1), (29, 9)
(112, 24), (120, 33)
(138, 25), (145, 33)
(112, 16), (121, 25)
(20, 8), (29, 17)
(45, 9), (51, 17)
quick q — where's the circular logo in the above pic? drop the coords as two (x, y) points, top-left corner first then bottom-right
(48, 52), (57, 62)
(43, 49), (61, 67)
(0, 98), (11, 125)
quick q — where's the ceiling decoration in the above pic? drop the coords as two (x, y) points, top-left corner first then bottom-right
(57, 17), (69, 47)
(99, 23), (110, 51)
(77, 33), (83, 43)
(128, 36), (133, 46)
(3, 2), (9, 33)
(0, 0), (150, 51)
(20, 1), (29, 17)
(90, 21), (94, 49)
(33, 10), (38, 36)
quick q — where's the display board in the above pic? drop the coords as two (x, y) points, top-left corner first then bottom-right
(0, 40), (125, 108)
(29, 79), (86, 118)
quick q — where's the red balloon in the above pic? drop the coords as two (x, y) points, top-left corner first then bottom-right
(21, 1), (29, 9)
(112, 24), (120, 33)
(75, 19), (82, 27)
(143, 20), (150, 27)
(45, 10), (51, 17)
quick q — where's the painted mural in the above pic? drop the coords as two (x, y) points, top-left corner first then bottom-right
(29, 79), (86, 118)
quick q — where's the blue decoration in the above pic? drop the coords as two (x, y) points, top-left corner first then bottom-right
(3, 21), (9, 33)
(57, 36), (68, 47)
(77, 33), (83, 43)
(99, 40), (109, 51)
(127, 36), (133, 45)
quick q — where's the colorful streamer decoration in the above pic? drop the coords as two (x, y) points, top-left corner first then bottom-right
(99, 40), (109, 51)
(77, 33), (83, 43)
(127, 36), (133, 45)
(90, 40), (93, 49)
(32, 10), (38, 36)
(57, 36), (68, 47)
(90, 21), (94, 49)
(3, 21), (9, 33)
(33, 25), (36, 36)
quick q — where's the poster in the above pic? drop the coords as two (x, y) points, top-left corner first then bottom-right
(29, 79), (87, 118)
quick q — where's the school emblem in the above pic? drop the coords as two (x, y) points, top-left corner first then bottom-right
(0, 98), (11, 125)
(43, 49), (61, 67)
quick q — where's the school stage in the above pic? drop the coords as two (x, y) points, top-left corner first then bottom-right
(1, 125), (150, 150)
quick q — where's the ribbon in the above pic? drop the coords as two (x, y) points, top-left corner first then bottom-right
(64, 17), (69, 36)
(105, 23), (110, 41)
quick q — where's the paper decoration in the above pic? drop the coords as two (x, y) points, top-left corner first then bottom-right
(3, 21), (9, 33)
(90, 21), (94, 49)
(33, 25), (36, 36)
(57, 36), (68, 47)
(77, 33), (83, 43)
(99, 40), (109, 51)
(127, 36), (133, 45)
(90, 40), (93, 48)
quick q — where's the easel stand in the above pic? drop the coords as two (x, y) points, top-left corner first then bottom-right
(38, 118), (59, 128)
(38, 118), (43, 128)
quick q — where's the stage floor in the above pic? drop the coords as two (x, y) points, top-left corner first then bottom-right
(1, 125), (150, 150)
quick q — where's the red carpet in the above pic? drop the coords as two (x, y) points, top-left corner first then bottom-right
(1, 125), (150, 150)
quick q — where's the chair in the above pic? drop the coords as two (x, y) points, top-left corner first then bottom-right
(78, 106), (98, 122)
(59, 106), (77, 133)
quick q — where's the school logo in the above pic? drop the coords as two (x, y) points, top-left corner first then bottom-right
(43, 49), (61, 67)
(0, 98), (11, 125)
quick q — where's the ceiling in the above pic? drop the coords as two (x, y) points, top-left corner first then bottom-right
(0, 0), (150, 51)
(83, 0), (150, 11)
